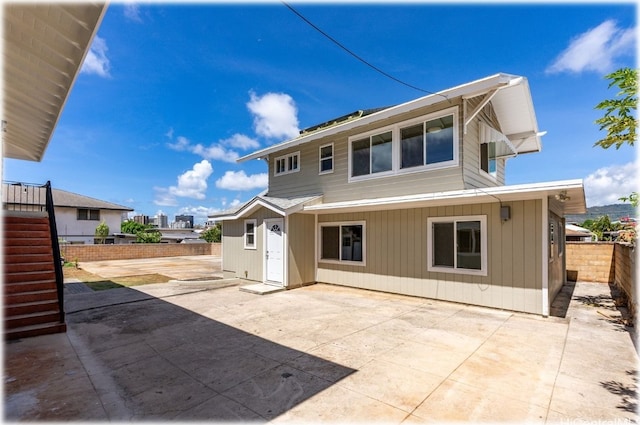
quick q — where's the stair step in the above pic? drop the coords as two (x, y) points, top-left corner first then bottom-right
(5, 289), (59, 305)
(4, 230), (51, 240)
(3, 237), (52, 247)
(4, 245), (52, 256)
(3, 253), (53, 264)
(5, 280), (57, 294)
(3, 222), (50, 232)
(5, 261), (54, 274)
(3, 215), (48, 225)
(4, 270), (56, 284)
(5, 310), (62, 329)
(5, 299), (60, 316)
(5, 322), (67, 341)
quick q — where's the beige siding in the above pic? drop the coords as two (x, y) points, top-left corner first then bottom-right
(267, 99), (467, 202)
(548, 210), (565, 304)
(462, 115), (506, 189)
(316, 199), (544, 314)
(221, 207), (282, 282)
(287, 213), (315, 287)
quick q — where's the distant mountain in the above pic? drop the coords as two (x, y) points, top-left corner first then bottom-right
(566, 203), (637, 224)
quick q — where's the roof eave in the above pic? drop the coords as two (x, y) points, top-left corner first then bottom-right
(238, 73), (521, 163)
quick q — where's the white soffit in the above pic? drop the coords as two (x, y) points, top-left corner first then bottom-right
(3, 3), (107, 162)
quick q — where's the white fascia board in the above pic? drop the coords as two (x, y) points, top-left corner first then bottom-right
(214, 199), (285, 221)
(303, 179), (584, 213)
(238, 73), (520, 163)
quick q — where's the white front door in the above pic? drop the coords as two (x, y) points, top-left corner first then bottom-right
(264, 218), (284, 285)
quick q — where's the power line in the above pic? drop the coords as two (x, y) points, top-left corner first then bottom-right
(282, 2), (447, 99)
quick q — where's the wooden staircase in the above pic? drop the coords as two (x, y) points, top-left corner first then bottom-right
(4, 212), (66, 340)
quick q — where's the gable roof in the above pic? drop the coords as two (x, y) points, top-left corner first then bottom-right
(209, 193), (323, 220)
(2, 185), (133, 211)
(239, 73), (542, 163)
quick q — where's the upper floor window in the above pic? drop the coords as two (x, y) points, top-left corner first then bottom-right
(348, 107), (458, 182)
(319, 143), (334, 174)
(78, 208), (100, 221)
(400, 115), (454, 169)
(274, 152), (300, 176)
(352, 131), (392, 177)
(480, 141), (497, 177)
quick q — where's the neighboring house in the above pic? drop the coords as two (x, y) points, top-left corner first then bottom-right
(3, 184), (133, 244)
(566, 223), (595, 242)
(210, 73), (586, 316)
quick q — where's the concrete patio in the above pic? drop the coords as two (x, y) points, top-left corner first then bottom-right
(4, 258), (638, 422)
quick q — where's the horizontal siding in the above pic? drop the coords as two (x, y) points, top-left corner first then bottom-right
(462, 104), (506, 189)
(316, 199), (543, 314)
(267, 99), (467, 202)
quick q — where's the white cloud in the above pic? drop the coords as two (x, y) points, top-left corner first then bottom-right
(221, 133), (260, 150)
(81, 36), (111, 77)
(584, 161), (638, 206)
(154, 160), (213, 205)
(247, 91), (300, 140)
(124, 3), (142, 22)
(546, 20), (636, 75)
(215, 170), (268, 191)
(229, 199), (242, 208)
(167, 136), (239, 163)
(177, 205), (221, 224)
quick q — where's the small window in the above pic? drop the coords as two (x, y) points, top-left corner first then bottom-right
(319, 143), (334, 174)
(244, 219), (257, 249)
(428, 216), (487, 275)
(274, 152), (300, 176)
(319, 222), (365, 265)
(78, 209), (100, 221)
(481, 141), (497, 177)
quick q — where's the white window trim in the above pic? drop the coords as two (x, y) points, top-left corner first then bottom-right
(427, 215), (487, 276)
(318, 220), (366, 266)
(244, 219), (257, 250)
(479, 141), (498, 181)
(348, 107), (459, 183)
(319, 142), (334, 175)
(274, 151), (301, 176)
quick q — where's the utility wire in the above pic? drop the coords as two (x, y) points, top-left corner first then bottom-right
(282, 2), (448, 99)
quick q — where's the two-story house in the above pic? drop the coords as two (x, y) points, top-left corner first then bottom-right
(210, 73), (586, 316)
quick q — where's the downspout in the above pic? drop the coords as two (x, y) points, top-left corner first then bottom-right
(541, 196), (549, 317)
(284, 214), (289, 288)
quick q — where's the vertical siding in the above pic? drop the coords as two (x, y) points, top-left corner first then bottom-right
(221, 207), (282, 282)
(316, 199), (544, 314)
(288, 213), (315, 287)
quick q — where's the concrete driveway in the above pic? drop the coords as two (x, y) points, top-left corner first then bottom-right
(5, 270), (638, 422)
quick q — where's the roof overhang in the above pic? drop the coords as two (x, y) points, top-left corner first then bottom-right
(3, 3), (107, 161)
(211, 194), (323, 221)
(238, 73), (542, 163)
(301, 180), (586, 216)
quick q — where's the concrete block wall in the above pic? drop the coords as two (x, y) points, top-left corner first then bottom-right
(566, 242), (615, 283)
(61, 243), (221, 262)
(614, 243), (637, 318)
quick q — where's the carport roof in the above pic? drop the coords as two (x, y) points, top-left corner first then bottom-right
(3, 3), (107, 162)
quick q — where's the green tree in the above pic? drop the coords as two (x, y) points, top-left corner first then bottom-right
(582, 215), (622, 241)
(121, 219), (149, 234)
(594, 67), (637, 150)
(94, 221), (109, 244)
(594, 67), (638, 207)
(200, 223), (222, 243)
(136, 229), (162, 243)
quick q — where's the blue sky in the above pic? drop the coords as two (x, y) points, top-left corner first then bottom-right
(3, 2), (637, 225)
